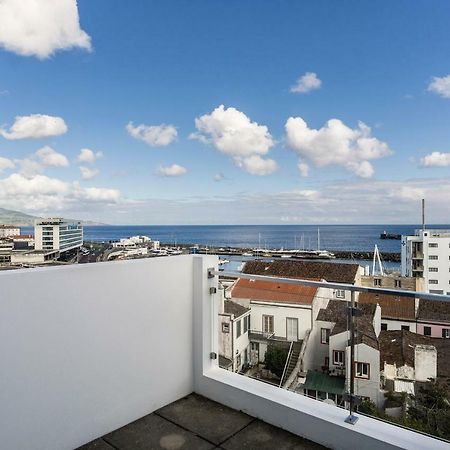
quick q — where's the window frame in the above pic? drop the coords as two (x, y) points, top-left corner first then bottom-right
(222, 322), (230, 333)
(333, 350), (345, 366)
(355, 361), (370, 379)
(236, 319), (242, 338)
(424, 326), (432, 336)
(262, 315), (274, 334)
(335, 289), (345, 299)
(321, 328), (330, 344)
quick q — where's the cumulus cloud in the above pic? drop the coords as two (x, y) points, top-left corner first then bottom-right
(77, 148), (103, 164)
(214, 173), (225, 182)
(420, 151), (450, 167)
(285, 117), (391, 178)
(0, 172), (121, 212)
(79, 166), (99, 180)
(0, 157), (15, 173)
(290, 72), (322, 94)
(0, 0), (91, 59)
(428, 75), (450, 99)
(234, 155), (278, 176)
(157, 164), (187, 177)
(126, 122), (177, 147)
(297, 162), (309, 177)
(190, 104), (277, 175)
(0, 114), (68, 140)
(36, 146), (69, 167)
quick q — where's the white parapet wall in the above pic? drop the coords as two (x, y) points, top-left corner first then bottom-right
(0, 255), (215, 450)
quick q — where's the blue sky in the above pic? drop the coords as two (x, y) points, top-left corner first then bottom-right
(1, 0), (450, 224)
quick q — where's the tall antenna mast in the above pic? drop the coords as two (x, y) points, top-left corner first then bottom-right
(422, 198), (425, 232)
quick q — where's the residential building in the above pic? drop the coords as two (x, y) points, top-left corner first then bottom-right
(12, 234), (35, 249)
(112, 235), (160, 250)
(416, 298), (450, 338)
(0, 224), (20, 238)
(231, 278), (332, 366)
(379, 330), (450, 395)
(401, 229), (450, 294)
(0, 239), (13, 263)
(218, 297), (251, 372)
(302, 300), (382, 407)
(34, 218), (83, 254)
(361, 274), (424, 292)
(358, 292), (418, 332)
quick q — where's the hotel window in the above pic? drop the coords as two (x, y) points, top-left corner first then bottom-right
(442, 329), (450, 338)
(429, 243), (438, 248)
(222, 323), (230, 333)
(429, 267), (438, 272)
(262, 315), (274, 334)
(429, 255), (438, 260)
(381, 323), (388, 331)
(236, 320), (241, 337)
(335, 289), (345, 299)
(355, 362), (370, 379)
(424, 326), (432, 336)
(429, 280), (438, 284)
(321, 328), (330, 344)
(333, 350), (345, 366)
(401, 325), (410, 331)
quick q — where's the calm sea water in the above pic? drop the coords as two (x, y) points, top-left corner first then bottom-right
(22, 224), (449, 253)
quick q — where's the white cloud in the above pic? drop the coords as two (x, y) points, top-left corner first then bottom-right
(0, 157), (15, 173)
(420, 151), (450, 167)
(0, 0), (91, 59)
(214, 173), (225, 182)
(234, 155), (278, 176)
(15, 146), (69, 177)
(290, 72), (322, 94)
(73, 184), (120, 203)
(285, 117), (391, 178)
(428, 75), (450, 99)
(190, 104), (276, 175)
(157, 164), (187, 177)
(79, 166), (99, 180)
(0, 114), (68, 140)
(36, 146), (69, 167)
(297, 162), (309, 177)
(126, 122), (177, 147)
(77, 148), (103, 164)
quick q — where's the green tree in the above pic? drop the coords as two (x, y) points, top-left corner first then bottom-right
(264, 344), (288, 378)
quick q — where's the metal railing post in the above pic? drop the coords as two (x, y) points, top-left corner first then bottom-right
(345, 290), (358, 425)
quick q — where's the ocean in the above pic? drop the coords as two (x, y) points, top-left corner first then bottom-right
(23, 223), (447, 252)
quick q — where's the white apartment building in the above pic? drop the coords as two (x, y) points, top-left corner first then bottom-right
(35, 218), (83, 254)
(0, 224), (20, 238)
(401, 229), (450, 294)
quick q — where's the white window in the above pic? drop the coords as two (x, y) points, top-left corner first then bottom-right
(442, 329), (450, 338)
(429, 255), (438, 260)
(429, 267), (438, 272)
(374, 278), (381, 286)
(222, 323), (230, 333)
(429, 280), (438, 284)
(335, 289), (345, 299)
(321, 328), (330, 344)
(429, 243), (438, 248)
(355, 362), (370, 379)
(333, 350), (345, 366)
(262, 315), (274, 334)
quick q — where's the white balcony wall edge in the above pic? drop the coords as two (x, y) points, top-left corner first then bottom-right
(193, 256), (449, 450)
(0, 256), (198, 450)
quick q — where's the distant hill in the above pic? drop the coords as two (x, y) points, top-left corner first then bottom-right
(0, 208), (105, 226)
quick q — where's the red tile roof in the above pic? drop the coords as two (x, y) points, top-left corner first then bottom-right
(358, 292), (416, 321)
(231, 278), (318, 305)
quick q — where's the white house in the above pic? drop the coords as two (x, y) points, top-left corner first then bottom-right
(302, 300), (383, 408)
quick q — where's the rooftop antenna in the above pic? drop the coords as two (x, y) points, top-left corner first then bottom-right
(422, 198), (425, 232)
(372, 244), (384, 276)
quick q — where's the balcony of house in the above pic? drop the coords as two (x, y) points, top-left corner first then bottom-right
(1, 255), (449, 450)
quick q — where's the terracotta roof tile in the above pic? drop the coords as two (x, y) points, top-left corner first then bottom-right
(243, 260), (359, 284)
(358, 292), (416, 321)
(231, 278), (317, 305)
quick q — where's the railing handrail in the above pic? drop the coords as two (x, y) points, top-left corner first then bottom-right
(279, 341), (294, 387)
(209, 269), (450, 302)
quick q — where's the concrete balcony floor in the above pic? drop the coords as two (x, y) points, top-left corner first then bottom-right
(78, 394), (327, 450)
